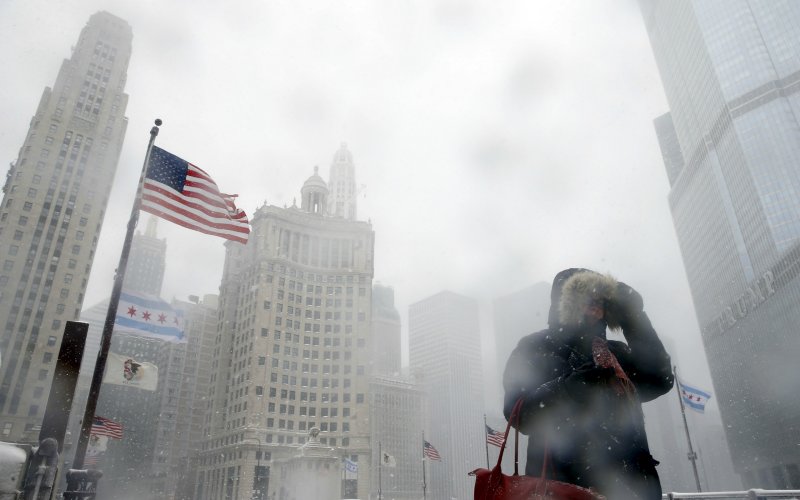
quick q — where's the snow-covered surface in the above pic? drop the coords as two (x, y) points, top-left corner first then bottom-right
(0, 442), (29, 496)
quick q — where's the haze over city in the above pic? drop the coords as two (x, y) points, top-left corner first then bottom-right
(1, 0), (707, 396)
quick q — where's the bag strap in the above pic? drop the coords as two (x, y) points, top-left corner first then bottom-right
(500, 398), (551, 479)
(494, 398), (524, 473)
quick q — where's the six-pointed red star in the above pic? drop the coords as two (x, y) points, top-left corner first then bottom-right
(158, 313), (167, 324)
(142, 310), (152, 321)
(127, 306), (137, 317)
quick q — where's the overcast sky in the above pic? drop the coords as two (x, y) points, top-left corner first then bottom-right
(0, 1), (716, 406)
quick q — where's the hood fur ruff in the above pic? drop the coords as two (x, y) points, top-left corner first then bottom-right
(558, 271), (621, 331)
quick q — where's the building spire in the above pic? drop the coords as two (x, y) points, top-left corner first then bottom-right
(327, 143), (358, 220)
(145, 215), (159, 238)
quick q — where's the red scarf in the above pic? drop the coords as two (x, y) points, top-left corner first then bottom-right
(592, 337), (636, 398)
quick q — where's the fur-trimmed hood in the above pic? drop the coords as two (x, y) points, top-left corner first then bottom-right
(558, 270), (622, 331)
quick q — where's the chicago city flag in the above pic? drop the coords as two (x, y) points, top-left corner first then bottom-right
(115, 291), (185, 343)
(678, 378), (712, 413)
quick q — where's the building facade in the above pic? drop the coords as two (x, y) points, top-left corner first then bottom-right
(408, 291), (485, 500)
(488, 282), (551, 473)
(641, 0), (800, 488)
(327, 143), (358, 220)
(126, 217), (167, 296)
(368, 375), (424, 500)
(196, 165), (375, 500)
(0, 11), (131, 442)
(371, 284), (402, 377)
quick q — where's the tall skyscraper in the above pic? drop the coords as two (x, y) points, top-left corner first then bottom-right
(0, 11), (132, 442)
(327, 143), (358, 220)
(196, 161), (375, 500)
(491, 282), (550, 397)
(408, 291), (485, 500)
(640, 0), (800, 488)
(489, 282), (551, 474)
(368, 375), (424, 500)
(371, 283), (401, 376)
(126, 217), (167, 296)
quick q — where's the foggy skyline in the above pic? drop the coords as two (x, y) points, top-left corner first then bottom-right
(0, 1), (711, 393)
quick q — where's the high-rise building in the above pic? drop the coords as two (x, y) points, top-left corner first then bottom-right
(371, 284), (401, 376)
(126, 217), (167, 296)
(196, 162), (375, 500)
(327, 143), (358, 220)
(491, 282), (550, 397)
(0, 11), (132, 442)
(489, 282), (551, 474)
(640, 0), (800, 488)
(368, 375), (424, 500)
(408, 291), (485, 500)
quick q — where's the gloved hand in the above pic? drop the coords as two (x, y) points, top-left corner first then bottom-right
(562, 362), (615, 400)
(609, 281), (644, 331)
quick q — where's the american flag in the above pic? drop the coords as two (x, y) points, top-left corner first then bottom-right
(142, 146), (250, 244)
(486, 424), (505, 448)
(91, 416), (123, 440)
(423, 440), (441, 461)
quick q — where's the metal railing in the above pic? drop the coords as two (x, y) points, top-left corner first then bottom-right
(663, 490), (800, 499)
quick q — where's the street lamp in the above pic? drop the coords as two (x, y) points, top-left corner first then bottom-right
(246, 428), (266, 500)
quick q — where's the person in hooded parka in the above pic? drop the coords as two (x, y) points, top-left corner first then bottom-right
(503, 268), (674, 499)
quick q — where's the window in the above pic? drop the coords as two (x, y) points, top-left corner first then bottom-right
(255, 386), (263, 396)
(47, 336), (57, 346)
(43, 352), (53, 363)
(28, 405), (39, 417)
(1, 423), (11, 437)
(37, 370), (47, 381)
(23, 202), (32, 211)
(27, 188), (37, 197)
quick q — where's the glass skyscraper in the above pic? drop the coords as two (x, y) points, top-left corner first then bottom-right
(641, 0), (800, 489)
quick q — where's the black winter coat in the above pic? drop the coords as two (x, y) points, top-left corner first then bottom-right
(503, 294), (673, 499)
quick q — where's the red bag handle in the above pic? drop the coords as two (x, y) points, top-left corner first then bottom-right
(496, 398), (550, 478)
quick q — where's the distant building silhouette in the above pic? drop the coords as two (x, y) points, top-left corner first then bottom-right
(409, 291), (485, 500)
(371, 284), (401, 376)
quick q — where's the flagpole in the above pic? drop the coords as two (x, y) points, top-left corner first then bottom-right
(378, 440), (382, 500)
(71, 119), (162, 469)
(422, 432), (427, 500)
(674, 365), (702, 492)
(483, 414), (490, 468)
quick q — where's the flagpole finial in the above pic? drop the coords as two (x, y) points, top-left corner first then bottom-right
(150, 119), (162, 138)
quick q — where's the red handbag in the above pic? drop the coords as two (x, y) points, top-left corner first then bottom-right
(470, 399), (605, 500)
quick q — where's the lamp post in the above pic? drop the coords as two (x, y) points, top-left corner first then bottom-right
(248, 429), (266, 500)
